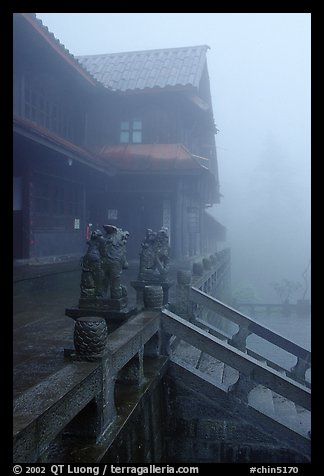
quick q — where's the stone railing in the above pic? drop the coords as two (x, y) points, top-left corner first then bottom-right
(232, 301), (301, 317)
(13, 302), (163, 463)
(191, 248), (231, 295)
(190, 287), (311, 387)
(174, 248), (231, 318)
(161, 308), (310, 412)
(173, 252), (310, 388)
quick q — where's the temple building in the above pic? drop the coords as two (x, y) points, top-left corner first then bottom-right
(13, 13), (225, 263)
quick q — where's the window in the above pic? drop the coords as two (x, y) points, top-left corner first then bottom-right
(120, 119), (142, 144)
(23, 73), (74, 141)
(34, 178), (50, 214)
(33, 173), (82, 217)
(120, 121), (130, 143)
(132, 120), (142, 143)
(53, 184), (65, 215)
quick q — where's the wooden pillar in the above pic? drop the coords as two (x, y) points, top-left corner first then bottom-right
(175, 178), (184, 259)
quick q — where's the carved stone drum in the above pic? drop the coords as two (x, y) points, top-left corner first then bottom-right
(74, 316), (108, 356)
(143, 285), (163, 309)
(177, 269), (192, 286)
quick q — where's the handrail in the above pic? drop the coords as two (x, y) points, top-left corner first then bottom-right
(192, 251), (230, 291)
(194, 316), (311, 388)
(189, 287), (311, 383)
(190, 287), (310, 359)
(161, 308), (311, 410)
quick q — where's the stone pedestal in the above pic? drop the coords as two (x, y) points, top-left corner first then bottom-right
(175, 269), (192, 320)
(65, 295), (137, 334)
(131, 280), (174, 307)
(78, 296), (128, 311)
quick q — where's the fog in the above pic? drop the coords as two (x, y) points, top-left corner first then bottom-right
(36, 13), (311, 303)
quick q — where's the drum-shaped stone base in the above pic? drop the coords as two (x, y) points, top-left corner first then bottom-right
(177, 269), (192, 285)
(143, 285), (163, 309)
(74, 316), (108, 356)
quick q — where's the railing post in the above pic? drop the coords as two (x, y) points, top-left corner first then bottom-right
(100, 356), (117, 435)
(144, 332), (161, 357)
(117, 345), (145, 387)
(290, 354), (311, 384)
(175, 269), (193, 320)
(160, 328), (172, 356)
(192, 261), (204, 284)
(230, 326), (252, 352)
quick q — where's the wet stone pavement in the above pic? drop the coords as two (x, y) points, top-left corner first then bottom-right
(13, 262), (139, 400)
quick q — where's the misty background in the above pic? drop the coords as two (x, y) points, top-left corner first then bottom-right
(35, 13), (311, 303)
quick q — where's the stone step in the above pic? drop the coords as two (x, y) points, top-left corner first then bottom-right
(248, 385), (276, 418)
(197, 353), (225, 383)
(295, 405), (311, 438)
(272, 392), (299, 429)
(171, 340), (201, 368)
(222, 364), (240, 389)
(270, 394), (310, 438)
(248, 386), (310, 440)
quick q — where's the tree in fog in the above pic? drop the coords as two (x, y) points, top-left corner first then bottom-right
(231, 134), (310, 302)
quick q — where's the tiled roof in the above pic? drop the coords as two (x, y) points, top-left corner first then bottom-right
(93, 144), (206, 172)
(19, 14), (102, 87)
(13, 117), (208, 175)
(77, 45), (209, 92)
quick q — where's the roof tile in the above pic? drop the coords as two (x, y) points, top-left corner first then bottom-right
(94, 144), (203, 172)
(77, 45), (209, 92)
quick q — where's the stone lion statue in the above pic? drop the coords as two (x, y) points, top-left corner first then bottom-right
(80, 225), (129, 300)
(138, 227), (169, 282)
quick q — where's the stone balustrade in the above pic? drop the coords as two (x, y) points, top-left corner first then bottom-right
(189, 287), (311, 386)
(13, 309), (162, 463)
(173, 249), (310, 388)
(161, 308), (311, 411)
(14, 248), (311, 463)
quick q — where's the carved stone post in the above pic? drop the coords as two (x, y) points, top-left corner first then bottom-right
(290, 353), (311, 384)
(117, 345), (145, 387)
(192, 261), (203, 279)
(144, 333), (161, 357)
(202, 257), (211, 271)
(230, 326), (252, 352)
(175, 269), (192, 320)
(100, 357), (117, 431)
(160, 327), (172, 357)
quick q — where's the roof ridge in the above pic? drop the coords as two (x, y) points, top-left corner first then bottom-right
(76, 45), (210, 59)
